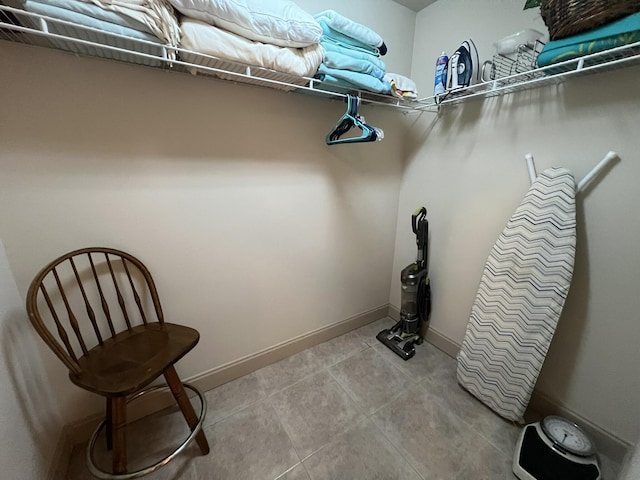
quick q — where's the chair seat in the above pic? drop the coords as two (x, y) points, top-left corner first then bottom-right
(70, 323), (199, 396)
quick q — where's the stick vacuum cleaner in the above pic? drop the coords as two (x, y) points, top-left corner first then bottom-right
(377, 207), (431, 360)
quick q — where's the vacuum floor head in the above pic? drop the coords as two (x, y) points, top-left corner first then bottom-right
(376, 321), (420, 361)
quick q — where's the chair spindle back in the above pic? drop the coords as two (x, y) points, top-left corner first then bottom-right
(26, 247), (164, 375)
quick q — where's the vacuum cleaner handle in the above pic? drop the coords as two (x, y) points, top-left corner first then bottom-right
(412, 207), (428, 266)
(412, 207), (426, 235)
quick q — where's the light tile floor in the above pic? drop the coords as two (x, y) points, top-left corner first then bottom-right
(67, 317), (622, 480)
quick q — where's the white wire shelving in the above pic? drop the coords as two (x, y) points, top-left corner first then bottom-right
(2, 4), (640, 113)
(0, 5), (433, 112)
(428, 39), (640, 108)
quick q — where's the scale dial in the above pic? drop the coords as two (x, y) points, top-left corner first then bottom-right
(541, 416), (596, 457)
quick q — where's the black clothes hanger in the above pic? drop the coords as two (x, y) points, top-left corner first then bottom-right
(326, 94), (381, 145)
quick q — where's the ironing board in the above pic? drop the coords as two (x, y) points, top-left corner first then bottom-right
(457, 152), (618, 421)
(457, 166), (578, 421)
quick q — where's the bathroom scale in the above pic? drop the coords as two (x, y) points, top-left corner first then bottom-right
(513, 416), (600, 480)
(457, 167), (577, 421)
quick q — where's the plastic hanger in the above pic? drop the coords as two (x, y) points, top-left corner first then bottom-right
(326, 94), (381, 145)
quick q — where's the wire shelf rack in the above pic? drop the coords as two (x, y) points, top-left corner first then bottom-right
(2, 4), (640, 113)
(0, 5), (431, 112)
(483, 41), (545, 84)
(430, 38), (640, 108)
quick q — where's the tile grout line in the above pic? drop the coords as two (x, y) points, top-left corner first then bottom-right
(363, 345), (464, 480)
(294, 417), (373, 465)
(376, 341), (522, 461)
(325, 359), (371, 416)
(218, 326), (506, 479)
(288, 366), (372, 463)
(202, 393), (269, 429)
(323, 343), (429, 479)
(369, 409), (427, 480)
(270, 341), (411, 466)
(263, 359), (368, 475)
(263, 395), (307, 479)
(272, 463), (304, 480)
(412, 374), (518, 460)
(263, 366), (326, 399)
(369, 342), (425, 383)
(311, 341), (371, 369)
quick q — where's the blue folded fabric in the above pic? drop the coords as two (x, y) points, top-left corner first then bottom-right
(317, 21), (380, 56)
(537, 12), (640, 67)
(313, 73), (369, 94)
(316, 64), (391, 94)
(23, 0), (162, 42)
(323, 50), (385, 79)
(322, 41), (386, 71)
(314, 10), (384, 52)
(27, 0), (156, 35)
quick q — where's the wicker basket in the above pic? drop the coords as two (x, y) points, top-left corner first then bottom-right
(541, 0), (640, 40)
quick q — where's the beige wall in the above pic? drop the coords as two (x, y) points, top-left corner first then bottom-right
(620, 437), (640, 480)
(3, 0), (638, 466)
(0, 11), (411, 424)
(389, 0), (640, 445)
(0, 240), (63, 479)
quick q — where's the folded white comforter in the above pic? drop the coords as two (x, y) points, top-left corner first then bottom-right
(179, 18), (324, 78)
(78, 0), (180, 49)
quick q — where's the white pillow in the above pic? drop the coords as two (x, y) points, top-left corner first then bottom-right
(170, 0), (322, 48)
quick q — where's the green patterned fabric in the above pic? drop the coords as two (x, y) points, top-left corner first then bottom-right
(537, 12), (640, 67)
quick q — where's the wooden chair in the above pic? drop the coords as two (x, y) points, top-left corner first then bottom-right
(26, 247), (210, 478)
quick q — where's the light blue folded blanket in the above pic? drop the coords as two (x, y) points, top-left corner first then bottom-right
(317, 21), (379, 56)
(315, 64), (391, 94)
(323, 49), (385, 79)
(23, 0), (162, 42)
(314, 73), (364, 94)
(322, 41), (386, 71)
(28, 0), (156, 35)
(314, 10), (384, 52)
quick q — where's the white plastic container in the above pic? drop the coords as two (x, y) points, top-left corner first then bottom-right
(494, 29), (545, 55)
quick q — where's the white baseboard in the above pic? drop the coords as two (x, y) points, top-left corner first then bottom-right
(57, 302), (629, 474)
(387, 305), (460, 357)
(63, 305), (389, 449)
(188, 304), (388, 394)
(387, 305), (630, 463)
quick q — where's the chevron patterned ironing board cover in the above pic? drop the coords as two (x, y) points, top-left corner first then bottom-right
(457, 167), (577, 421)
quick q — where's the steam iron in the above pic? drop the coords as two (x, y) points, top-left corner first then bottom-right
(465, 38), (480, 84)
(447, 39), (480, 91)
(377, 207), (432, 360)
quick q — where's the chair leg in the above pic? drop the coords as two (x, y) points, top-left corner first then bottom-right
(106, 397), (114, 451)
(164, 366), (210, 455)
(110, 396), (127, 474)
